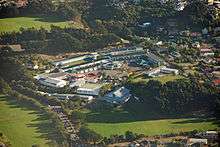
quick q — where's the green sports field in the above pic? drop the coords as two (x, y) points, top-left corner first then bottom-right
(88, 118), (217, 137)
(0, 95), (61, 147)
(86, 109), (218, 137)
(0, 15), (81, 33)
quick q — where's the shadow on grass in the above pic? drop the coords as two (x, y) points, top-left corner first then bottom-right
(0, 95), (63, 145)
(26, 119), (64, 144)
(172, 118), (216, 124)
(86, 102), (218, 125)
(21, 14), (67, 23)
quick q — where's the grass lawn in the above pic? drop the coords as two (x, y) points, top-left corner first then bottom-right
(85, 108), (218, 137)
(87, 118), (217, 137)
(130, 74), (184, 84)
(0, 15), (82, 33)
(0, 95), (62, 147)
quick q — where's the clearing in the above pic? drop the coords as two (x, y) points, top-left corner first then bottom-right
(0, 15), (83, 33)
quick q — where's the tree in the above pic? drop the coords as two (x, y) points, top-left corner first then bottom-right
(56, 2), (79, 20)
(26, 0), (55, 15)
(0, 78), (12, 94)
(79, 127), (102, 143)
(125, 131), (136, 141)
(71, 111), (86, 123)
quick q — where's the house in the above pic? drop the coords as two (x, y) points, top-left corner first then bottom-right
(16, 0), (28, 7)
(200, 48), (214, 56)
(104, 87), (131, 104)
(188, 138), (208, 146)
(190, 32), (202, 37)
(197, 131), (219, 140)
(76, 83), (103, 96)
(213, 79), (220, 88)
(207, 0), (214, 5)
(156, 41), (163, 46)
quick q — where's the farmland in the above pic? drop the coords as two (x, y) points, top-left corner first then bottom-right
(0, 95), (61, 147)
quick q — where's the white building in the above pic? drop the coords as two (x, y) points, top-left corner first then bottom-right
(197, 131), (218, 140)
(38, 77), (68, 88)
(76, 83), (103, 96)
(104, 87), (131, 104)
(69, 79), (86, 87)
(161, 67), (179, 75)
(146, 66), (179, 77)
(188, 138), (208, 145)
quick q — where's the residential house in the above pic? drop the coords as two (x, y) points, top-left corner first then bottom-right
(200, 48), (214, 56)
(197, 131), (219, 140)
(213, 79), (220, 88)
(187, 138), (208, 146)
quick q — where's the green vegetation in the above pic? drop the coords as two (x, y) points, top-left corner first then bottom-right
(130, 75), (184, 84)
(0, 16), (75, 33)
(0, 132), (11, 147)
(0, 95), (60, 147)
(87, 118), (217, 137)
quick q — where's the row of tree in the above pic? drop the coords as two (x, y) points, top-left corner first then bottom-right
(0, 0), (81, 20)
(0, 26), (121, 54)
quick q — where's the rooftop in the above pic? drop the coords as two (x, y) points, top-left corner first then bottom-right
(80, 83), (103, 89)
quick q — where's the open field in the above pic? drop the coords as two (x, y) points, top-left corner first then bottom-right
(88, 118), (217, 137)
(86, 109), (218, 137)
(0, 95), (61, 147)
(0, 15), (82, 33)
(130, 74), (184, 84)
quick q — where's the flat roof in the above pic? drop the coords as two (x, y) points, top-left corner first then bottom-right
(79, 83), (103, 89)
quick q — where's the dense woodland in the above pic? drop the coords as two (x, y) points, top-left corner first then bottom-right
(1, 0), (220, 54)
(126, 78), (219, 116)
